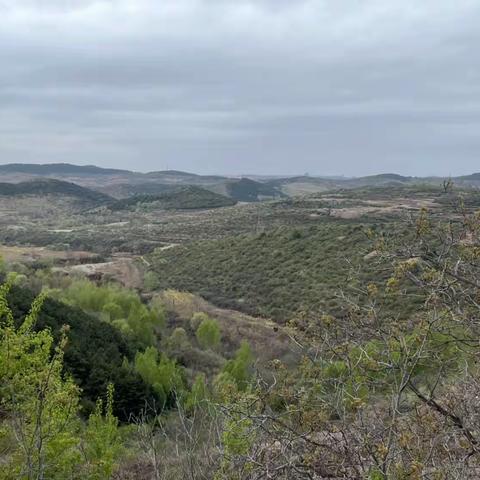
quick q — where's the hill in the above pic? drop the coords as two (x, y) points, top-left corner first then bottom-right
(148, 222), (417, 322)
(0, 163), (128, 176)
(1, 163), (479, 201)
(224, 178), (286, 202)
(109, 186), (236, 211)
(346, 173), (411, 186)
(0, 178), (113, 206)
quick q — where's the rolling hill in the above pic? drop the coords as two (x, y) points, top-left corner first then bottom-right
(223, 178), (286, 202)
(109, 186), (236, 211)
(0, 163), (478, 202)
(0, 162), (128, 176)
(147, 222), (419, 322)
(0, 178), (113, 206)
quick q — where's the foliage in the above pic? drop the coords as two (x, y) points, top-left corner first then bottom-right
(54, 280), (164, 347)
(0, 284), (81, 479)
(143, 271), (160, 292)
(134, 346), (186, 408)
(82, 384), (124, 480)
(195, 315), (221, 350)
(216, 341), (254, 395)
(184, 373), (209, 413)
(190, 311), (210, 331)
(7, 284), (157, 420)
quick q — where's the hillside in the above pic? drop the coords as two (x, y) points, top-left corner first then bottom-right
(0, 178), (113, 206)
(7, 285), (156, 419)
(148, 222), (417, 322)
(341, 173), (412, 188)
(109, 186), (236, 211)
(224, 178), (286, 201)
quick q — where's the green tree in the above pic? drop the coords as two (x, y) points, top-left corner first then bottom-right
(190, 312), (209, 331)
(134, 347), (185, 407)
(0, 283), (81, 479)
(184, 373), (209, 413)
(143, 271), (160, 292)
(219, 341), (254, 392)
(55, 280), (165, 347)
(82, 384), (123, 480)
(195, 316), (221, 351)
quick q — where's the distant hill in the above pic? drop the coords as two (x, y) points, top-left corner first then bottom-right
(0, 163), (478, 199)
(225, 178), (286, 202)
(347, 173), (411, 185)
(109, 186), (236, 211)
(265, 172), (480, 196)
(0, 163), (129, 176)
(0, 179), (113, 206)
(455, 173), (480, 185)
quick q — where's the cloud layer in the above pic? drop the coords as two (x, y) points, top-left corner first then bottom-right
(1, 0), (479, 175)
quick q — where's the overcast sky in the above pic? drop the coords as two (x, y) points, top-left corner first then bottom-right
(1, 0), (479, 176)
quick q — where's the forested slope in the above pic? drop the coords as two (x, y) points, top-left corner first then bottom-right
(6, 285), (156, 419)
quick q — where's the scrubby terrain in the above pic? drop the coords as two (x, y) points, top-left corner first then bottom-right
(1, 165), (480, 479)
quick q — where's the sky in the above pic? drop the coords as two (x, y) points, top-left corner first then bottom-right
(1, 0), (479, 176)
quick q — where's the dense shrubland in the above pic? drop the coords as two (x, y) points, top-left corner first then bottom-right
(148, 223), (421, 322)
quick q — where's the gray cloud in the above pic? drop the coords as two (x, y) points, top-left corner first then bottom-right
(0, 0), (479, 175)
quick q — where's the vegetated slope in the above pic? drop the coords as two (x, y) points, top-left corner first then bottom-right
(106, 182), (178, 198)
(7, 285), (156, 419)
(224, 178), (286, 202)
(266, 173), (480, 196)
(109, 186), (236, 211)
(345, 173), (412, 187)
(0, 178), (113, 207)
(264, 174), (413, 196)
(149, 223), (417, 323)
(457, 173), (480, 181)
